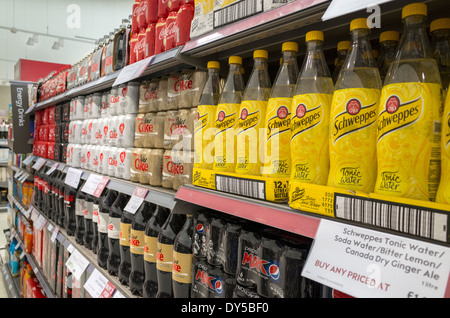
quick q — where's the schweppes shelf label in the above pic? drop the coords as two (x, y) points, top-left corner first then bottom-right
(328, 88), (380, 193)
(262, 97), (292, 178)
(436, 94), (450, 204)
(213, 103), (240, 172)
(290, 93), (332, 185)
(194, 104), (217, 169)
(375, 82), (442, 202)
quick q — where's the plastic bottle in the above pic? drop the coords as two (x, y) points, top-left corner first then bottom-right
(332, 41), (350, 84)
(375, 3), (442, 201)
(437, 77), (450, 204)
(235, 50), (272, 176)
(118, 194), (134, 285)
(378, 31), (400, 83)
(143, 206), (171, 298)
(194, 61), (222, 170)
(97, 189), (118, 269)
(64, 175), (80, 236)
(74, 179), (87, 245)
(56, 169), (67, 227)
(328, 18), (382, 193)
(156, 212), (186, 298)
(91, 195), (101, 253)
(430, 18), (450, 101)
(172, 214), (194, 298)
(290, 31), (334, 185)
(262, 42), (299, 178)
(213, 56), (245, 172)
(108, 193), (129, 276)
(129, 202), (156, 296)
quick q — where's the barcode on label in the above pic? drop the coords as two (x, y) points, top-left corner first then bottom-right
(335, 194), (448, 242)
(216, 175), (265, 200)
(214, 0), (263, 28)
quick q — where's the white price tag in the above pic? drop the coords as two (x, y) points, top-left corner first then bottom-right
(51, 226), (60, 243)
(322, 0), (393, 21)
(46, 163), (59, 176)
(302, 220), (450, 298)
(65, 249), (90, 281)
(34, 214), (47, 231)
(83, 269), (112, 298)
(23, 156), (35, 166)
(124, 187), (149, 214)
(19, 173), (29, 183)
(32, 158), (47, 171)
(82, 174), (110, 198)
(14, 170), (23, 179)
(65, 168), (83, 188)
(113, 56), (153, 87)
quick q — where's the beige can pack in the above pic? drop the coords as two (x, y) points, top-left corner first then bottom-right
(163, 110), (178, 150)
(157, 76), (169, 111)
(149, 149), (164, 186)
(130, 148), (144, 182)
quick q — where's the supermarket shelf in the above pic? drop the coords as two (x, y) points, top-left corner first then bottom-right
(1, 263), (20, 298)
(0, 139), (8, 147)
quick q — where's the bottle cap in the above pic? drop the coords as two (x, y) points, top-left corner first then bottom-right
(282, 41), (299, 52)
(207, 61), (220, 69)
(430, 18), (450, 32)
(402, 3), (427, 19)
(379, 31), (400, 43)
(228, 56), (242, 65)
(350, 18), (370, 31)
(305, 31), (324, 42)
(337, 40), (350, 51)
(253, 49), (268, 59)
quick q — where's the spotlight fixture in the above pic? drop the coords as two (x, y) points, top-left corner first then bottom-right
(52, 41), (59, 50)
(26, 37), (34, 46)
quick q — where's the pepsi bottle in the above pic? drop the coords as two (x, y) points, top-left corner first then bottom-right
(74, 179), (87, 245)
(193, 212), (210, 260)
(98, 189), (117, 269)
(172, 214), (194, 298)
(118, 194), (133, 285)
(107, 192), (128, 276)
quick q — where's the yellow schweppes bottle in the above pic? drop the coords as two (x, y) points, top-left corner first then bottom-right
(235, 50), (271, 176)
(430, 18), (450, 103)
(262, 42), (299, 178)
(194, 61), (222, 170)
(290, 31), (334, 185)
(328, 18), (382, 193)
(375, 3), (443, 201)
(213, 56), (245, 172)
(437, 84), (450, 204)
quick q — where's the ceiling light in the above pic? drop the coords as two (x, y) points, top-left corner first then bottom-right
(26, 37), (34, 46)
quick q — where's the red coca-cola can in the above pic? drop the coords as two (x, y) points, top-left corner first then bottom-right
(164, 11), (177, 51)
(168, 0), (180, 12)
(158, 0), (169, 18)
(138, 0), (148, 29)
(146, 23), (156, 57)
(129, 32), (139, 65)
(155, 17), (166, 55)
(176, 3), (194, 46)
(146, 0), (158, 23)
(136, 28), (147, 62)
(132, 0), (141, 34)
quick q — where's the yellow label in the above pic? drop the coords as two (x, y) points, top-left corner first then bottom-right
(194, 104), (217, 170)
(156, 242), (173, 273)
(172, 251), (193, 284)
(235, 100), (267, 176)
(328, 88), (380, 193)
(130, 229), (145, 255)
(290, 93), (332, 185)
(375, 83), (442, 201)
(262, 97), (292, 178)
(213, 103), (240, 172)
(144, 235), (157, 263)
(119, 223), (131, 247)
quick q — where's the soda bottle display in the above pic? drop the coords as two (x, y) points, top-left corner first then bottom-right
(129, 202), (156, 296)
(74, 179), (87, 245)
(83, 192), (95, 250)
(290, 31), (334, 185)
(49, 168), (61, 222)
(206, 216), (225, 267)
(91, 195), (101, 253)
(156, 212), (185, 298)
(194, 61), (222, 170)
(56, 168), (67, 227)
(235, 50), (272, 176)
(143, 205), (170, 298)
(213, 56), (245, 173)
(172, 214), (194, 298)
(97, 189), (118, 269)
(377, 31), (400, 83)
(108, 192), (129, 276)
(332, 41), (350, 84)
(375, 3), (442, 201)
(118, 194), (134, 285)
(262, 42), (299, 178)
(328, 18), (382, 193)
(64, 174), (80, 236)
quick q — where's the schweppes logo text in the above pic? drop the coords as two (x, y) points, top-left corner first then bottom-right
(194, 106), (210, 133)
(236, 108), (260, 133)
(377, 95), (422, 141)
(266, 105), (290, 140)
(291, 103), (322, 139)
(332, 98), (377, 144)
(215, 110), (237, 133)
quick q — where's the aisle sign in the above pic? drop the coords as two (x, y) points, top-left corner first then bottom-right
(65, 168), (83, 188)
(124, 187), (149, 214)
(81, 174), (110, 198)
(302, 220), (450, 298)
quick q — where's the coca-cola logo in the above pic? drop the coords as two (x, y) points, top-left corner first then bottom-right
(109, 157), (118, 166)
(135, 158), (149, 171)
(120, 152), (126, 163)
(144, 90), (158, 100)
(167, 161), (184, 175)
(110, 130), (118, 139)
(174, 79), (193, 92)
(134, 1), (147, 16)
(138, 122), (153, 133)
(111, 95), (120, 104)
(105, 56), (113, 67)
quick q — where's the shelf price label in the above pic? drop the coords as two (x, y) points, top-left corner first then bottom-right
(302, 220), (450, 298)
(81, 174), (110, 198)
(65, 168), (83, 188)
(65, 249), (90, 281)
(46, 163), (59, 176)
(113, 56), (154, 87)
(32, 158), (47, 171)
(124, 187), (149, 214)
(84, 269), (116, 298)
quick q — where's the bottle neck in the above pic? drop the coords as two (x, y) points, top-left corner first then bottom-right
(348, 28), (377, 68)
(400, 14), (433, 59)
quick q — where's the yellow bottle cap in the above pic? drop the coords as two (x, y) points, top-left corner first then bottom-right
(379, 31), (400, 43)
(402, 3), (427, 19)
(228, 56), (242, 65)
(430, 18), (450, 32)
(282, 41), (299, 52)
(350, 18), (370, 31)
(207, 61), (220, 69)
(372, 49), (379, 59)
(253, 49), (268, 59)
(305, 31), (324, 42)
(337, 40), (351, 52)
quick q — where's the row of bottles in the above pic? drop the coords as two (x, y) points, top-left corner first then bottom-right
(194, 3), (450, 204)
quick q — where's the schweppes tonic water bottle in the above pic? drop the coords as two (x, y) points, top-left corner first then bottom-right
(235, 50), (272, 176)
(213, 56), (245, 172)
(328, 18), (382, 193)
(430, 18), (450, 103)
(378, 31), (400, 83)
(332, 41), (350, 84)
(262, 42), (299, 177)
(437, 85), (450, 204)
(290, 31), (334, 185)
(194, 61), (222, 170)
(375, 3), (443, 201)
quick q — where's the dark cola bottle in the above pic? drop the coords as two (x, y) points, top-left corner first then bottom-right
(56, 168), (67, 227)
(74, 179), (87, 245)
(33, 164), (43, 211)
(156, 212), (186, 298)
(50, 168), (62, 223)
(63, 175), (80, 236)
(172, 214), (194, 298)
(38, 165), (49, 213)
(42, 165), (52, 215)
(118, 194), (133, 285)
(107, 192), (128, 276)
(193, 212), (210, 260)
(129, 202), (156, 296)
(143, 206), (171, 298)
(97, 189), (118, 269)
(91, 195), (101, 253)
(83, 192), (95, 250)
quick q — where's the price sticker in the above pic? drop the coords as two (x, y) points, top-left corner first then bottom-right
(32, 158), (47, 171)
(23, 156), (35, 165)
(46, 163), (59, 175)
(82, 174), (110, 198)
(66, 249), (90, 281)
(65, 168), (83, 188)
(124, 187), (149, 214)
(84, 269), (116, 298)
